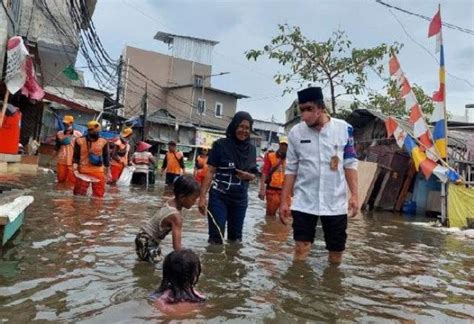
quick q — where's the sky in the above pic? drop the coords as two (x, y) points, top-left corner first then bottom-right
(85, 0), (474, 123)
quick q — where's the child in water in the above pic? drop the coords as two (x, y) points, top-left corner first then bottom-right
(135, 175), (200, 263)
(150, 249), (205, 315)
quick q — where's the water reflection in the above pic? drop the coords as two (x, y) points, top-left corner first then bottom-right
(0, 173), (473, 322)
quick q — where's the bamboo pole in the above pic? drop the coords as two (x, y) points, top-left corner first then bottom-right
(0, 90), (10, 127)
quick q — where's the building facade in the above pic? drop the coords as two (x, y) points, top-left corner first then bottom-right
(121, 32), (247, 131)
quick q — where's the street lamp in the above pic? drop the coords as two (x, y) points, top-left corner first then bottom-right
(465, 104), (474, 123)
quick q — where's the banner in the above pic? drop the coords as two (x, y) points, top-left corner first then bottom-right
(5, 36), (44, 100)
(195, 130), (225, 149)
(5, 36), (29, 94)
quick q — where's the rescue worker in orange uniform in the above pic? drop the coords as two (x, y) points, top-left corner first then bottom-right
(194, 147), (209, 184)
(160, 141), (185, 185)
(258, 137), (290, 216)
(54, 115), (82, 185)
(72, 121), (111, 198)
(110, 127), (133, 184)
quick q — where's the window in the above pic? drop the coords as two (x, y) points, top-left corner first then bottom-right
(197, 98), (206, 115)
(194, 76), (203, 87)
(215, 102), (223, 118)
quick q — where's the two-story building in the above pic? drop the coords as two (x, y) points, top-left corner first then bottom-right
(120, 32), (248, 158)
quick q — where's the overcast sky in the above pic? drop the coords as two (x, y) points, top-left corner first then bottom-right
(87, 0), (474, 123)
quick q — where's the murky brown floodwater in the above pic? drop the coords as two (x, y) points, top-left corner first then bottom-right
(0, 171), (473, 323)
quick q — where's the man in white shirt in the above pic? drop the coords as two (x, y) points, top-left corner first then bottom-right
(280, 87), (359, 264)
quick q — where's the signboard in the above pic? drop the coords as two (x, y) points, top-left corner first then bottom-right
(195, 130), (225, 149)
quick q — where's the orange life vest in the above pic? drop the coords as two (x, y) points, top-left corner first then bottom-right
(166, 151), (183, 175)
(267, 152), (286, 189)
(57, 130), (82, 165)
(76, 137), (108, 173)
(111, 139), (130, 166)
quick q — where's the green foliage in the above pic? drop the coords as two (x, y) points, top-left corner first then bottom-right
(353, 82), (435, 118)
(246, 24), (402, 114)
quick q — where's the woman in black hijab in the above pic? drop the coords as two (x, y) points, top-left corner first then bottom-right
(198, 111), (258, 244)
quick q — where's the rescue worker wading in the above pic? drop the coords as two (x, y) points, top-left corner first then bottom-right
(72, 121), (111, 198)
(258, 137), (290, 216)
(161, 141), (185, 185)
(54, 115), (82, 185)
(110, 127), (133, 184)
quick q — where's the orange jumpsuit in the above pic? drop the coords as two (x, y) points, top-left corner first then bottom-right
(73, 137), (109, 197)
(55, 130), (82, 185)
(110, 139), (130, 182)
(263, 152), (291, 216)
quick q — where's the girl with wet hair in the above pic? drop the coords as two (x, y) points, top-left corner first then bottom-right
(152, 249), (205, 304)
(135, 175), (200, 263)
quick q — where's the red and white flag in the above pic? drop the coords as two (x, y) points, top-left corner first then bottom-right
(388, 53), (439, 161)
(428, 9), (442, 53)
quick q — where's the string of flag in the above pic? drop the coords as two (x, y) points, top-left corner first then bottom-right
(428, 6), (448, 159)
(388, 53), (440, 162)
(385, 117), (459, 183)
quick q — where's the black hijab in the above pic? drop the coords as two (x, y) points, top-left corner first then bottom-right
(224, 111), (256, 172)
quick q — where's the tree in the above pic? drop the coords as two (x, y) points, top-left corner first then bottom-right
(352, 81), (435, 118)
(246, 24), (402, 114)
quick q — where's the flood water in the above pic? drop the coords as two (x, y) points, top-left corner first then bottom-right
(0, 172), (473, 323)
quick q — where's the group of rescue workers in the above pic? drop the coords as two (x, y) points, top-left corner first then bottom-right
(52, 117), (212, 199)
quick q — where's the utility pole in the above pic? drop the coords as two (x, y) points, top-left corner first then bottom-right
(198, 80), (205, 128)
(142, 83), (148, 141)
(112, 55), (123, 132)
(193, 72), (230, 162)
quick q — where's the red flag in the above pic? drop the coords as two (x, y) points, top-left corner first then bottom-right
(385, 117), (398, 137)
(433, 86), (444, 102)
(400, 79), (411, 97)
(389, 55), (400, 75)
(428, 10), (442, 37)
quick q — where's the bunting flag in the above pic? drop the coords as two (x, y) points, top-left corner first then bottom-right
(385, 117), (459, 183)
(428, 7), (447, 159)
(389, 54), (439, 161)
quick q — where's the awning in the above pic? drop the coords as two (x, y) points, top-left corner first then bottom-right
(43, 91), (98, 114)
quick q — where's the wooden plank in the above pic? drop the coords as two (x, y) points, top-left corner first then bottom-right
(395, 160), (416, 211)
(363, 167), (380, 207)
(377, 171), (405, 210)
(374, 171), (390, 207)
(357, 161), (379, 210)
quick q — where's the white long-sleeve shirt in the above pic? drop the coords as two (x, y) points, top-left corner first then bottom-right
(286, 118), (358, 216)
